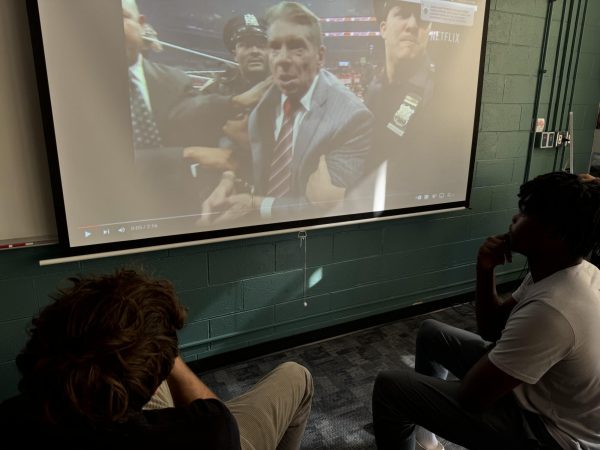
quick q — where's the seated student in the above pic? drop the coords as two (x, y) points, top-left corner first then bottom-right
(0, 269), (313, 450)
(372, 171), (600, 450)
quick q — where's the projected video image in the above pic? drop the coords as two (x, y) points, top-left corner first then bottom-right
(30, 0), (486, 249)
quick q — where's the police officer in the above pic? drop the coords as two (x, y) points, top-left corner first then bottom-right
(204, 13), (270, 97)
(149, 14), (271, 151)
(364, 0), (437, 197)
(179, 14), (272, 204)
(176, 13), (271, 150)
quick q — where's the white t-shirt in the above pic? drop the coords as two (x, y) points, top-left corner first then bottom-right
(489, 260), (600, 450)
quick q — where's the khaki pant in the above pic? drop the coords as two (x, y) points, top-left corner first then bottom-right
(145, 362), (313, 450)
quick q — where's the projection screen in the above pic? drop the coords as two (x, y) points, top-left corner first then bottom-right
(27, 0), (488, 255)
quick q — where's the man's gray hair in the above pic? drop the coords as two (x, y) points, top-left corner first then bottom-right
(265, 1), (322, 47)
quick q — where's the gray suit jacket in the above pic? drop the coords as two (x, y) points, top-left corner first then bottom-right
(248, 69), (373, 216)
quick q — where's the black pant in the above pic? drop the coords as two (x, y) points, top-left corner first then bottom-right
(372, 319), (562, 450)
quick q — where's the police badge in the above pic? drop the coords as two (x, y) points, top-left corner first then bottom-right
(386, 93), (422, 137)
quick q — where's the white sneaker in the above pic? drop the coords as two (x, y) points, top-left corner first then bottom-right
(415, 439), (445, 450)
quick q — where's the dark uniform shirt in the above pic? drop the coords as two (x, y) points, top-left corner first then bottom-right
(203, 67), (258, 98)
(199, 67), (266, 182)
(364, 58), (435, 196)
(163, 67), (266, 200)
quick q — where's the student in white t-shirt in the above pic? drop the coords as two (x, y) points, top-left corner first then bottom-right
(372, 171), (600, 450)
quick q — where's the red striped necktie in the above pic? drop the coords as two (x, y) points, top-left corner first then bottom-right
(267, 98), (300, 198)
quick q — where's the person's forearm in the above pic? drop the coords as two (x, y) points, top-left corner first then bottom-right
(475, 235), (515, 342)
(475, 266), (505, 341)
(166, 356), (219, 405)
(170, 93), (234, 130)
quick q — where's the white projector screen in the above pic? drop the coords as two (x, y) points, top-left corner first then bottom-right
(27, 0), (488, 255)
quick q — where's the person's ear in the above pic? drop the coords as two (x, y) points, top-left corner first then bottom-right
(138, 14), (146, 26)
(318, 45), (325, 67)
(380, 20), (387, 38)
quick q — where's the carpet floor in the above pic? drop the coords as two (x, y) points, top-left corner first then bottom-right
(198, 303), (477, 449)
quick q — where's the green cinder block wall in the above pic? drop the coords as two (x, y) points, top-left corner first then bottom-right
(1, 0), (599, 400)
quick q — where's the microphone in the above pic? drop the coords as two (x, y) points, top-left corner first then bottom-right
(141, 35), (239, 67)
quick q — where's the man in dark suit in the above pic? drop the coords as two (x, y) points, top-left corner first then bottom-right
(123, 0), (259, 219)
(124, 0), (204, 149)
(201, 1), (374, 224)
(125, 1), (278, 208)
(122, 0), (214, 220)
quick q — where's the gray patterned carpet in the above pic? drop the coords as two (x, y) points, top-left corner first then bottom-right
(199, 303), (477, 449)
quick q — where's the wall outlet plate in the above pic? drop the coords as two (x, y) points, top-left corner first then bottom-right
(535, 131), (556, 148)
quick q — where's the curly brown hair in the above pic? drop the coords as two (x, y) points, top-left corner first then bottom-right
(16, 269), (187, 427)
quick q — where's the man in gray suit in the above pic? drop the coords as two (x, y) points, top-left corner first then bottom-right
(201, 1), (373, 223)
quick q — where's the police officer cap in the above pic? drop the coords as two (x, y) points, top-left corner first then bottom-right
(373, 0), (422, 23)
(223, 13), (268, 53)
